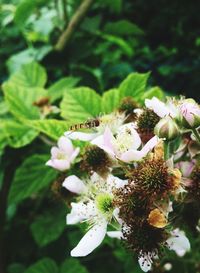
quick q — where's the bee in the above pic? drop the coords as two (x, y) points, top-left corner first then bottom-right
(69, 118), (100, 131)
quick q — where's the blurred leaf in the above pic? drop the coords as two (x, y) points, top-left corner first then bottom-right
(3, 83), (48, 120)
(2, 119), (38, 148)
(101, 88), (121, 113)
(30, 205), (66, 247)
(104, 20), (144, 36)
(0, 101), (9, 116)
(98, 32), (133, 57)
(48, 77), (80, 102)
(8, 154), (57, 204)
(28, 119), (68, 140)
(7, 263), (26, 273)
(6, 47), (52, 74)
(14, 0), (36, 28)
(119, 72), (150, 100)
(60, 87), (101, 122)
(8, 62), (47, 88)
(24, 258), (58, 273)
(60, 259), (89, 273)
(140, 86), (165, 103)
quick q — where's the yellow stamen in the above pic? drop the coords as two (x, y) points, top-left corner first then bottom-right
(148, 208), (167, 228)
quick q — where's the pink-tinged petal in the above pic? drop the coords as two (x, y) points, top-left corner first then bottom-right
(145, 97), (170, 118)
(141, 136), (159, 155)
(71, 221), (107, 257)
(63, 175), (86, 194)
(107, 231), (122, 239)
(92, 128), (115, 156)
(65, 131), (98, 141)
(70, 147), (80, 162)
(58, 136), (73, 154)
(120, 149), (146, 162)
(176, 161), (194, 177)
(50, 147), (60, 158)
(46, 159), (70, 171)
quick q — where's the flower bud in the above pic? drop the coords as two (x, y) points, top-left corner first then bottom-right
(179, 99), (200, 128)
(154, 116), (179, 140)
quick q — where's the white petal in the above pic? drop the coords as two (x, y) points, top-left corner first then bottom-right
(107, 174), (128, 189)
(70, 147), (80, 162)
(118, 123), (141, 149)
(71, 221), (107, 257)
(50, 147), (60, 158)
(92, 127), (115, 156)
(58, 136), (73, 154)
(62, 175), (86, 194)
(46, 159), (70, 171)
(65, 131), (98, 141)
(138, 254), (152, 272)
(107, 231), (122, 239)
(140, 136), (159, 155)
(166, 229), (190, 256)
(145, 97), (170, 118)
(66, 201), (96, 224)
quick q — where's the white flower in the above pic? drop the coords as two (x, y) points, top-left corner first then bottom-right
(65, 113), (125, 142)
(145, 97), (177, 118)
(138, 229), (190, 272)
(92, 123), (159, 162)
(166, 228), (190, 257)
(46, 136), (79, 171)
(63, 173), (127, 257)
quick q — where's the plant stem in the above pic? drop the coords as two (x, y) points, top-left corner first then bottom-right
(164, 141), (170, 160)
(55, 0), (94, 51)
(191, 128), (200, 144)
(62, 0), (68, 25)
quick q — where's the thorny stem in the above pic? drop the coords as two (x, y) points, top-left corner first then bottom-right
(55, 0), (94, 51)
(191, 128), (200, 144)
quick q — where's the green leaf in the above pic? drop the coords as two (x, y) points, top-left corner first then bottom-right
(24, 258), (58, 273)
(3, 83), (48, 120)
(7, 263), (26, 273)
(101, 88), (121, 113)
(140, 86), (165, 103)
(104, 20), (144, 36)
(119, 72), (150, 100)
(48, 77), (80, 102)
(8, 154), (57, 204)
(60, 259), (89, 273)
(60, 87), (101, 122)
(28, 119), (68, 140)
(9, 62), (47, 88)
(14, 0), (36, 28)
(30, 205), (66, 247)
(0, 101), (9, 116)
(2, 120), (38, 148)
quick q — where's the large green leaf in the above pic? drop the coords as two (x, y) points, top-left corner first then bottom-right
(60, 259), (89, 273)
(28, 119), (68, 140)
(8, 62), (47, 88)
(48, 77), (80, 102)
(101, 88), (121, 113)
(119, 72), (150, 100)
(8, 154), (57, 204)
(24, 258), (58, 273)
(140, 86), (165, 103)
(60, 87), (101, 122)
(2, 120), (38, 148)
(3, 83), (48, 120)
(30, 205), (66, 247)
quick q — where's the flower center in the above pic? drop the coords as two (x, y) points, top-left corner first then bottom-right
(114, 131), (134, 154)
(57, 152), (67, 160)
(95, 193), (113, 216)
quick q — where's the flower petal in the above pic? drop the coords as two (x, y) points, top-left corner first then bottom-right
(107, 231), (122, 239)
(71, 221), (107, 257)
(138, 254), (153, 272)
(62, 175), (86, 194)
(65, 131), (98, 141)
(58, 136), (73, 154)
(166, 229), (190, 257)
(70, 147), (80, 162)
(118, 123), (141, 150)
(46, 159), (70, 171)
(92, 127), (115, 156)
(145, 97), (170, 118)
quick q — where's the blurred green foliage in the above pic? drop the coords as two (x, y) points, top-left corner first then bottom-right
(0, 1), (200, 273)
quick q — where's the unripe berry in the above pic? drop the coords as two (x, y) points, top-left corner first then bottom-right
(154, 116), (179, 140)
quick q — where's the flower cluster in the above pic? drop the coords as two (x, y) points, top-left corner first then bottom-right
(46, 96), (200, 272)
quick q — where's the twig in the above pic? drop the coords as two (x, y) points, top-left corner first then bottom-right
(55, 0), (93, 51)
